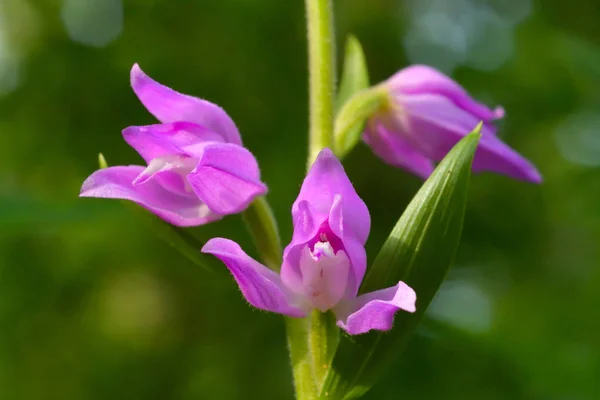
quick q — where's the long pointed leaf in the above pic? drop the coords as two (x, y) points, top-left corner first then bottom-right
(335, 35), (369, 113)
(334, 35), (376, 158)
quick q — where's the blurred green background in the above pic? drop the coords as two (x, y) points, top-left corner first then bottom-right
(1, 0), (599, 399)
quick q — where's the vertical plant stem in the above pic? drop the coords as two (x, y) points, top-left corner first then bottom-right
(287, 312), (339, 400)
(305, 0), (336, 167)
(308, 310), (339, 389)
(286, 318), (318, 400)
(287, 1), (338, 398)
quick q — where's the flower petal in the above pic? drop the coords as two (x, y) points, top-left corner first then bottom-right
(292, 148), (370, 244)
(335, 281), (416, 335)
(186, 143), (267, 215)
(132, 154), (197, 187)
(326, 194), (366, 298)
(80, 166), (220, 226)
(123, 122), (223, 163)
(298, 243), (350, 312)
(470, 133), (543, 183)
(130, 64), (242, 145)
(363, 117), (435, 179)
(281, 200), (319, 293)
(202, 238), (306, 317)
(283, 151), (370, 299)
(401, 94), (542, 183)
(388, 65), (504, 123)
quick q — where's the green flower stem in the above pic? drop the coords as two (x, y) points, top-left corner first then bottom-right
(286, 311), (339, 400)
(308, 310), (338, 388)
(305, 0), (336, 167)
(288, 1), (340, 398)
(242, 196), (282, 271)
(286, 318), (317, 400)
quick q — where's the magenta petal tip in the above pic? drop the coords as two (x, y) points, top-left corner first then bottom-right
(336, 281), (417, 335)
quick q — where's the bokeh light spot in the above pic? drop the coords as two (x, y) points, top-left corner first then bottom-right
(0, 8), (20, 95)
(555, 108), (600, 167)
(464, 7), (514, 71)
(402, 0), (530, 73)
(61, 0), (123, 47)
(99, 271), (171, 345)
(427, 278), (494, 334)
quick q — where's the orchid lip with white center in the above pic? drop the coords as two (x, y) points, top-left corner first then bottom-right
(298, 238), (350, 312)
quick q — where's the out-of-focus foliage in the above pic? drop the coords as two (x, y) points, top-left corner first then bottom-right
(0, 0), (598, 399)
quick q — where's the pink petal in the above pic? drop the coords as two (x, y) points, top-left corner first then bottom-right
(362, 118), (435, 179)
(186, 142), (267, 215)
(281, 200), (319, 293)
(326, 194), (366, 298)
(292, 148), (370, 244)
(335, 235), (365, 299)
(79, 166), (221, 226)
(201, 238), (306, 317)
(297, 242), (350, 312)
(402, 93), (542, 183)
(388, 65), (504, 123)
(130, 64), (242, 145)
(132, 154), (198, 187)
(282, 151), (371, 298)
(122, 122), (223, 163)
(336, 281), (416, 335)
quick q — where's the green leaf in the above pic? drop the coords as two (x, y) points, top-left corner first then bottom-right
(96, 153), (222, 275)
(333, 36), (381, 159)
(335, 35), (370, 113)
(319, 126), (482, 399)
